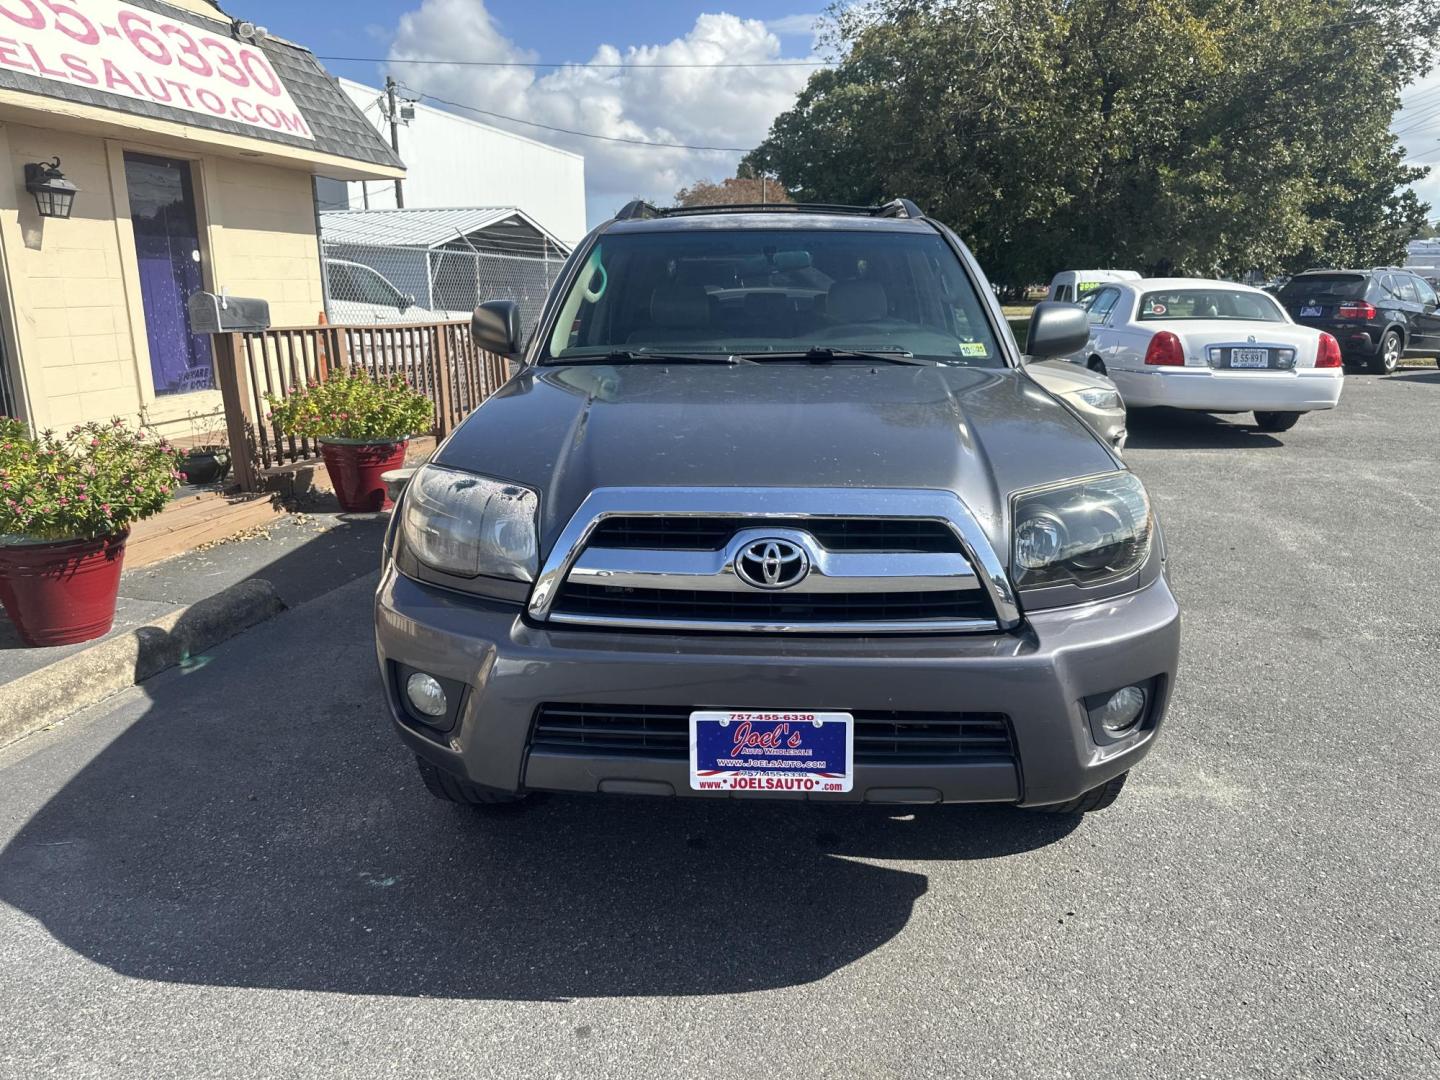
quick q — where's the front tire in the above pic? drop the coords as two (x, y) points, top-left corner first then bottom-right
(1372, 329), (1402, 374)
(1087, 356), (1107, 375)
(1254, 410), (1301, 432)
(1026, 771), (1128, 814)
(415, 757), (527, 805)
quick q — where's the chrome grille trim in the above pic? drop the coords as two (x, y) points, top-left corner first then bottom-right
(528, 487), (1020, 633)
(568, 527), (981, 595)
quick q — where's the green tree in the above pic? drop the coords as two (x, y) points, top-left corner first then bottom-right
(746, 0), (1440, 286)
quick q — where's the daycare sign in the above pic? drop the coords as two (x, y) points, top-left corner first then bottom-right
(0, 0), (313, 139)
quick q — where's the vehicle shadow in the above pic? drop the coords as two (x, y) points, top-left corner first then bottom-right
(0, 547), (1080, 1002)
(1387, 369), (1440, 385)
(1125, 407), (1284, 450)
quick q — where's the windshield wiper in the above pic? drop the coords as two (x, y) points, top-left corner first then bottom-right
(544, 350), (747, 366)
(740, 347), (933, 366)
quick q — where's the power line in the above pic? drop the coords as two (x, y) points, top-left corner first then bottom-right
(396, 83), (752, 151)
(320, 54), (831, 70)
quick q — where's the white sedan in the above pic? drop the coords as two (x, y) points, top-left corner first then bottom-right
(1070, 278), (1344, 432)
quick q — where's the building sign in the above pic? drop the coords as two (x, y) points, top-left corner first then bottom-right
(0, 0), (312, 140)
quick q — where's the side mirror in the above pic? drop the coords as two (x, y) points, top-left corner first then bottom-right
(399, 293), (415, 312)
(472, 299), (522, 358)
(1024, 301), (1090, 359)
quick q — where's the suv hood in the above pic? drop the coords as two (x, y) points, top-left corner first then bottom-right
(435, 363), (1120, 553)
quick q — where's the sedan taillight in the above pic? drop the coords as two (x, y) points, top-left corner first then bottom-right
(1315, 332), (1343, 368)
(1143, 331), (1185, 366)
(1336, 301), (1377, 320)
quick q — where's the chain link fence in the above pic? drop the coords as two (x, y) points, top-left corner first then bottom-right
(320, 240), (563, 341)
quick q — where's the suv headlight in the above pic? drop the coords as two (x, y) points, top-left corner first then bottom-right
(400, 465), (538, 581)
(1011, 472), (1152, 592)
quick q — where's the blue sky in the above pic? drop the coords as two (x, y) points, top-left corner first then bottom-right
(228, 1), (824, 226)
(230, 0), (803, 82)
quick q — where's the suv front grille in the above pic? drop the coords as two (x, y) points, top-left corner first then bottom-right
(551, 583), (992, 626)
(529, 704), (1014, 765)
(533, 492), (1019, 635)
(587, 516), (962, 553)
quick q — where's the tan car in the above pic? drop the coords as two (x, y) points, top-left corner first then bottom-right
(1028, 359), (1127, 452)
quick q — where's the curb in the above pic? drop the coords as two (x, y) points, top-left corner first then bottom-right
(0, 579), (286, 751)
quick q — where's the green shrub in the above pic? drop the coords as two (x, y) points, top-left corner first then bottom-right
(266, 367), (433, 442)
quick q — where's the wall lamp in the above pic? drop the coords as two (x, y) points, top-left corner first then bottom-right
(24, 158), (78, 219)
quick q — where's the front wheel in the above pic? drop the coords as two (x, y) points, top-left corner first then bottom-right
(1026, 771), (1128, 814)
(1372, 329), (1402, 374)
(415, 757), (528, 805)
(1087, 356), (1107, 376)
(1254, 410), (1301, 432)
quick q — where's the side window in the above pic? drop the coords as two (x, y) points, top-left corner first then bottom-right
(1086, 287), (1120, 324)
(1379, 274), (1400, 299)
(1396, 275), (1420, 303)
(352, 265), (402, 306)
(1056, 284), (1073, 303)
(1415, 276), (1438, 307)
(326, 263), (353, 300)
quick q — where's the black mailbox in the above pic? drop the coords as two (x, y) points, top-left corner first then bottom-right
(187, 291), (272, 334)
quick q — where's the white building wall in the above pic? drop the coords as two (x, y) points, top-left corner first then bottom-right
(324, 79), (587, 246)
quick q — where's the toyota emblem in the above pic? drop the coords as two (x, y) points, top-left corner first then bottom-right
(734, 538), (810, 590)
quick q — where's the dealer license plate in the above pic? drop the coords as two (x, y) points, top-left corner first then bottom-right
(1300, 305), (1324, 317)
(690, 711), (853, 793)
(1230, 348), (1269, 368)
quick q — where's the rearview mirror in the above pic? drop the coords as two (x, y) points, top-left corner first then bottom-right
(1024, 301), (1090, 359)
(472, 299), (522, 358)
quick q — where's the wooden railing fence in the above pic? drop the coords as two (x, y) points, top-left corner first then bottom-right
(213, 320), (509, 491)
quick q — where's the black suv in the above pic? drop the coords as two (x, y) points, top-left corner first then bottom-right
(1278, 268), (1440, 374)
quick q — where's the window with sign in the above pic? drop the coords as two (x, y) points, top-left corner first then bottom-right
(1137, 289), (1286, 322)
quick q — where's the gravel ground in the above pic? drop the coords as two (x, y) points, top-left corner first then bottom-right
(0, 371), (1437, 1080)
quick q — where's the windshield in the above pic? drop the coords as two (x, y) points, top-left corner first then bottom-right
(1137, 289), (1285, 322)
(1278, 274), (1367, 301)
(541, 228), (1004, 366)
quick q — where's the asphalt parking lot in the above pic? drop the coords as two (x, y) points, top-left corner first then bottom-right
(1, 370), (1437, 1080)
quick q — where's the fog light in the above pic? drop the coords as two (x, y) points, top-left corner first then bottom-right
(405, 672), (448, 719)
(1098, 685), (1146, 734)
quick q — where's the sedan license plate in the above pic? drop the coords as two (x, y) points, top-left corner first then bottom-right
(690, 711), (853, 793)
(1300, 305), (1324, 317)
(1230, 348), (1269, 368)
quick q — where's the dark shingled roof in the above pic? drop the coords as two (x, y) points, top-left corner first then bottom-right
(0, 0), (402, 171)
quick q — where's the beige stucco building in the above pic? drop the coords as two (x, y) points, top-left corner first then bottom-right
(0, 0), (403, 435)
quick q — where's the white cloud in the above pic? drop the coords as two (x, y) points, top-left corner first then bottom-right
(1395, 76), (1440, 221)
(765, 13), (822, 36)
(383, 1), (816, 229)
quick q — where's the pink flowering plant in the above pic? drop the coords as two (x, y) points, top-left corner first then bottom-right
(0, 418), (182, 542)
(265, 367), (433, 442)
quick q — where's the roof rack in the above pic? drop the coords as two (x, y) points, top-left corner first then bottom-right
(613, 198), (925, 221)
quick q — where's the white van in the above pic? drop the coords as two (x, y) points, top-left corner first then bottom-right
(1047, 269), (1141, 303)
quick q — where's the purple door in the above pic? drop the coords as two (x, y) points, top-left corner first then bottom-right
(125, 154), (213, 394)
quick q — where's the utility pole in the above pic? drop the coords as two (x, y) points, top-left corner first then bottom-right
(386, 76), (405, 208)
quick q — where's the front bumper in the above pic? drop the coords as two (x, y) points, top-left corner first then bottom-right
(374, 567), (1181, 807)
(1113, 367), (1344, 412)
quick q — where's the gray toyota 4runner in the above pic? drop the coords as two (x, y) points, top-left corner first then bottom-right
(375, 199), (1180, 814)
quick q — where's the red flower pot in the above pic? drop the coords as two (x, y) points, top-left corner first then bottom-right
(319, 438), (409, 512)
(0, 532), (128, 647)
